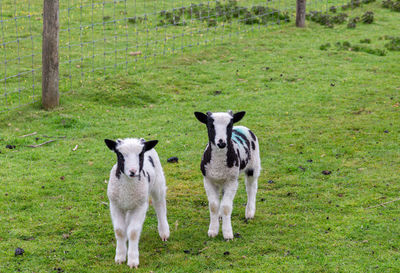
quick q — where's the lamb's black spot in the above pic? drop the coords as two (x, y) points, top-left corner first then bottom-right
(251, 141), (255, 150)
(249, 130), (256, 141)
(206, 116), (216, 145)
(235, 149), (240, 167)
(246, 169), (254, 176)
(147, 172), (150, 183)
(240, 159), (247, 170)
(138, 149), (145, 172)
(148, 156), (155, 167)
(235, 136), (244, 146)
(226, 141), (237, 168)
(201, 144), (212, 176)
(115, 150), (125, 179)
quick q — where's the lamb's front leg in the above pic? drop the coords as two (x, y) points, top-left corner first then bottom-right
(126, 204), (148, 269)
(204, 178), (220, 237)
(110, 203), (127, 264)
(220, 180), (239, 240)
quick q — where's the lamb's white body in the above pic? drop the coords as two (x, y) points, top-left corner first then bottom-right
(106, 138), (169, 268)
(195, 111), (261, 240)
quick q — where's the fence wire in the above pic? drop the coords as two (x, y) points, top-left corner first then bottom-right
(2, 0), (352, 113)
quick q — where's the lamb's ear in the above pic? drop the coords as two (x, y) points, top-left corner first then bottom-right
(233, 111), (246, 123)
(194, 112), (208, 124)
(105, 139), (117, 151)
(143, 140), (158, 152)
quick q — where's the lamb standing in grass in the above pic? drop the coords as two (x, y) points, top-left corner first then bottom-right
(194, 111), (261, 240)
(105, 138), (170, 268)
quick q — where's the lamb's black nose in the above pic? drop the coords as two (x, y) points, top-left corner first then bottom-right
(129, 171), (136, 177)
(217, 139), (226, 149)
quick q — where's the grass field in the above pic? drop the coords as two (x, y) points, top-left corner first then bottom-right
(1, 0), (348, 112)
(1, 1), (400, 272)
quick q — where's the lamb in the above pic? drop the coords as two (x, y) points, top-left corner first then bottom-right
(104, 138), (170, 268)
(194, 111), (261, 240)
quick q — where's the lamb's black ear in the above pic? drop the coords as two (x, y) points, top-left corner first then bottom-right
(143, 140), (158, 152)
(194, 112), (208, 124)
(233, 111), (246, 123)
(105, 139), (117, 151)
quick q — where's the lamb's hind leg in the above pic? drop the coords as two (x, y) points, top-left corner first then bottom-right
(151, 183), (170, 241)
(245, 169), (258, 219)
(110, 203), (127, 264)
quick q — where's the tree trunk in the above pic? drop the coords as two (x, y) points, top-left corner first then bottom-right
(42, 0), (59, 109)
(296, 0), (306, 28)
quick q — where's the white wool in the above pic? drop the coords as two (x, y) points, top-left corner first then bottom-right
(106, 138), (169, 268)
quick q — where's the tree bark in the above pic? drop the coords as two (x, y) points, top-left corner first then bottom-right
(296, 0), (306, 28)
(42, 0), (59, 109)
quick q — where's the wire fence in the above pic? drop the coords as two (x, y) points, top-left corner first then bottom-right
(1, 0), (352, 113)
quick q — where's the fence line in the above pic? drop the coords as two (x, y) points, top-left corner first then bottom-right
(1, 0), (352, 113)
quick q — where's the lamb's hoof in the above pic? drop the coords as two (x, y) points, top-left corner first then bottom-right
(208, 230), (218, 238)
(127, 260), (139, 269)
(160, 234), (169, 241)
(115, 260), (124, 265)
(223, 234), (234, 241)
(223, 230), (234, 240)
(159, 229), (170, 241)
(115, 257), (126, 264)
(245, 209), (255, 220)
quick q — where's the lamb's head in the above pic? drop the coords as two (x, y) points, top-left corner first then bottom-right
(194, 111), (246, 149)
(105, 138), (158, 178)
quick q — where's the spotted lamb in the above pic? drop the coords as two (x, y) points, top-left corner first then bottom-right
(194, 111), (261, 240)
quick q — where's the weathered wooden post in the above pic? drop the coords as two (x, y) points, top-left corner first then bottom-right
(296, 0), (306, 27)
(42, 0), (59, 109)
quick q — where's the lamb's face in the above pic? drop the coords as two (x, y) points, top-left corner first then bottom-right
(105, 138), (158, 179)
(194, 111), (246, 149)
(117, 139), (145, 177)
(209, 113), (233, 149)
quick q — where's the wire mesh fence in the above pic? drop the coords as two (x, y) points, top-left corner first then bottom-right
(1, 0), (354, 113)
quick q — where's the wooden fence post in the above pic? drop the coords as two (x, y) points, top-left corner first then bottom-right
(296, 0), (306, 27)
(42, 0), (59, 109)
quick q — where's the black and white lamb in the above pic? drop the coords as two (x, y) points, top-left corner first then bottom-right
(194, 111), (261, 240)
(104, 138), (170, 268)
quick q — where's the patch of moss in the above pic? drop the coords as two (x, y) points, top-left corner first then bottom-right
(360, 38), (371, 43)
(319, 43), (331, 50)
(157, 1), (290, 27)
(384, 36), (400, 51)
(361, 11), (374, 23)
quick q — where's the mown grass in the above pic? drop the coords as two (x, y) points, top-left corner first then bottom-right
(1, 2), (400, 272)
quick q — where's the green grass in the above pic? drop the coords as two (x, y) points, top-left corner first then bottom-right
(1, 2), (400, 272)
(1, 0), (347, 112)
